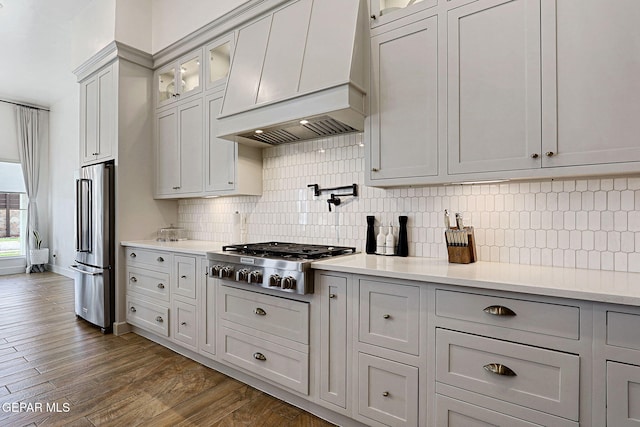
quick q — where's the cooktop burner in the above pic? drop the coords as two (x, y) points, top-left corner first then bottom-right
(222, 242), (356, 260)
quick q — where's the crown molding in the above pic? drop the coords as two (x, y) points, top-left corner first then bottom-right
(73, 41), (153, 82)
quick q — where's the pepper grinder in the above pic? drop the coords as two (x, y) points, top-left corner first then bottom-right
(397, 215), (408, 257)
(366, 216), (376, 254)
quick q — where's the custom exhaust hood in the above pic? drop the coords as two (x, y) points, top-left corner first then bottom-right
(216, 0), (367, 147)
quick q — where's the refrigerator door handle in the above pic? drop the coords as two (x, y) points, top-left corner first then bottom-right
(76, 178), (92, 252)
(70, 265), (103, 276)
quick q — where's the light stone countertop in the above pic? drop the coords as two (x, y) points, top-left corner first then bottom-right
(120, 240), (227, 256)
(311, 253), (640, 307)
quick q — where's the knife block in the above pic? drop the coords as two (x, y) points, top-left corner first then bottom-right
(446, 227), (477, 264)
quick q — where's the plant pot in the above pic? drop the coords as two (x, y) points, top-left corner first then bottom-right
(30, 248), (49, 265)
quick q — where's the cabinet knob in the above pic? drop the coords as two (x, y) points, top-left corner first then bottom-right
(483, 305), (516, 317)
(382, 391), (390, 397)
(254, 307), (267, 316)
(155, 316), (164, 323)
(130, 306), (137, 313)
(130, 277), (137, 283)
(181, 322), (187, 326)
(180, 275), (187, 279)
(383, 314), (391, 319)
(157, 283), (165, 289)
(253, 352), (267, 361)
(371, 14), (377, 19)
(129, 253), (137, 258)
(545, 151), (555, 157)
(371, 168), (379, 172)
(92, 152), (99, 156)
(483, 363), (517, 377)
(531, 153), (539, 159)
(172, 186), (181, 190)
(329, 293), (336, 299)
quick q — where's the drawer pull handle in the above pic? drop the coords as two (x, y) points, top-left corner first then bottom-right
(129, 253), (137, 258)
(157, 257), (164, 262)
(382, 391), (390, 397)
(483, 363), (517, 377)
(181, 322), (187, 326)
(254, 308), (267, 316)
(180, 275), (187, 279)
(155, 316), (164, 323)
(157, 283), (165, 289)
(383, 314), (391, 319)
(253, 352), (267, 361)
(329, 293), (336, 299)
(130, 306), (137, 313)
(483, 305), (516, 317)
(130, 277), (137, 283)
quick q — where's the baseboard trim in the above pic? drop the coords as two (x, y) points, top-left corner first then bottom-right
(113, 322), (132, 336)
(48, 264), (74, 279)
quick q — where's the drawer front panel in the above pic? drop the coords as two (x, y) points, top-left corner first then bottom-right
(357, 352), (418, 427)
(173, 300), (197, 349)
(126, 248), (170, 271)
(436, 394), (546, 427)
(127, 267), (170, 302)
(126, 296), (169, 336)
(436, 329), (579, 420)
(607, 361), (640, 426)
(173, 255), (197, 299)
(435, 289), (580, 339)
(359, 279), (420, 355)
(220, 326), (309, 394)
(607, 311), (640, 351)
(220, 286), (309, 344)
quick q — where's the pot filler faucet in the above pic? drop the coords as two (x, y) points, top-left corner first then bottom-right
(307, 184), (358, 211)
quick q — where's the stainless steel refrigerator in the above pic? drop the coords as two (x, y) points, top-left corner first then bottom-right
(71, 161), (114, 333)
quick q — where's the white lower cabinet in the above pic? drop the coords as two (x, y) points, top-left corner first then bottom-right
(198, 270), (216, 357)
(607, 361), (640, 426)
(171, 299), (197, 351)
(126, 295), (169, 337)
(357, 352), (419, 427)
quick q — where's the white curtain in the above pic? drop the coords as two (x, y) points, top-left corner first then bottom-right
(15, 106), (40, 273)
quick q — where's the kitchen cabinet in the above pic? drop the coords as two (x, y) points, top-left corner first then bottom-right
(155, 48), (203, 109)
(367, 15), (438, 186)
(199, 266), (216, 357)
(171, 299), (197, 351)
(447, 0), (542, 175)
(155, 98), (204, 198)
(171, 255), (197, 300)
(204, 33), (234, 92)
(540, 0), (640, 168)
(204, 93), (262, 196)
(79, 62), (115, 166)
(315, 272), (352, 414)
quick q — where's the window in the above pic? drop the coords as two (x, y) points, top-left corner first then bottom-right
(0, 162), (27, 258)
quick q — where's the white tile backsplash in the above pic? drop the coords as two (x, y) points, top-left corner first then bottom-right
(179, 133), (640, 272)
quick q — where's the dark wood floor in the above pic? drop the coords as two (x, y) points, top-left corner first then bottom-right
(0, 272), (335, 427)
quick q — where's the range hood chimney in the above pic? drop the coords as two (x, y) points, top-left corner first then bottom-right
(216, 0), (367, 147)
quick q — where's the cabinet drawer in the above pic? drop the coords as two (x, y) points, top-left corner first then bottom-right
(435, 394), (577, 427)
(126, 296), (169, 337)
(359, 279), (420, 355)
(173, 255), (197, 299)
(219, 286), (309, 345)
(357, 352), (418, 427)
(436, 329), (579, 421)
(607, 362), (640, 426)
(219, 326), (308, 394)
(607, 310), (640, 351)
(435, 289), (580, 340)
(125, 247), (170, 271)
(172, 300), (197, 350)
(127, 267), (170, 302)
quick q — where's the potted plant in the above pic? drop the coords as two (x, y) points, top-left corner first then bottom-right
(29, 230), (49, 270)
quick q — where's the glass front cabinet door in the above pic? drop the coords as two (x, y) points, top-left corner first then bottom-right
(156, 48), (203, 108)
(205, 33), (234, 92)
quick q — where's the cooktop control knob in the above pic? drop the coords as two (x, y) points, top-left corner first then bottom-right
(211, 265), (223, 276)
(249, 271), (263, 284)
(236, 269), (249, 281)
(219, 266), (234, 279)
(282, 276), (297, 290)
(268, 274), (282, 287)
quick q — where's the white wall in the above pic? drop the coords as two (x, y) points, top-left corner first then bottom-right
(151, 0), (249, 53)
(115, 0), (152, 54)
(0, 103), (19, 162)
(71, 0), (116, 69)
(47, 93), (79, 277)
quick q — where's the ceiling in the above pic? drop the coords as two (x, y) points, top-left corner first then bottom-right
(0, 0), (88, 108)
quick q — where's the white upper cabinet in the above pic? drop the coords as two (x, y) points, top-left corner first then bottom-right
(369, 0), (437, 27)
(447, 0), (542, 175)
(80, 63), (115, 166)
(368, 15), (439, 185)
(205, 33), (234, 92)
(156, 48), (203, 109)
(541, 0), (640, 168)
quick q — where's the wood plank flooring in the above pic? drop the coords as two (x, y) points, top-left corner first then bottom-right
(0, 272), (335, 427)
